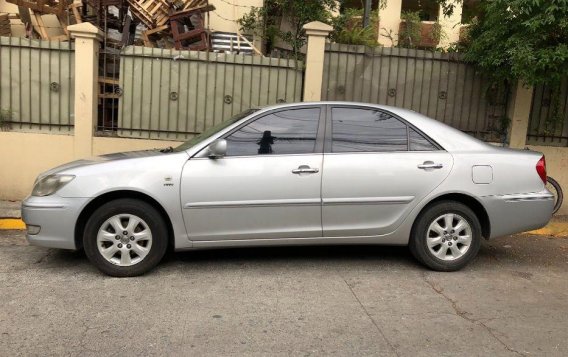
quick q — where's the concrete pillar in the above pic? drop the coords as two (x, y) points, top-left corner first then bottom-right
(377, 0), (402, 46)
(508, 81), (534, 149)
(438, 0), (463, 48)
(67, 23), (103, 159)
(302, 21), (333, 102)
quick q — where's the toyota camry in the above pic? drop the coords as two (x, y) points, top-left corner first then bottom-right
(22, 102), (554, 276)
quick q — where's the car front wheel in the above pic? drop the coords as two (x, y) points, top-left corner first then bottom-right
(83, 198), (168, 277)
(410, 201), (481, 271)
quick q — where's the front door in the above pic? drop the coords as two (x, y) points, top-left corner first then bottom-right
(321, 106), (453, 237)
(181, 106), (324, 241)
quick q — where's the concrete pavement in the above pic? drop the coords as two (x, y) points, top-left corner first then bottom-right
(1, 230), (567, 356)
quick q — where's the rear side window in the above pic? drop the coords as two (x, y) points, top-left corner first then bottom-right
(409, 128), (438, 151)
(331, 108), (408, 152)
(225, 108), (320, 156)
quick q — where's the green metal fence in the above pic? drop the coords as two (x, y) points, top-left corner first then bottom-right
(0, 37), (74, 132)
(116, 46), (304, 140)
(322, 43), (509, 141)
(527, 78), (568, 147)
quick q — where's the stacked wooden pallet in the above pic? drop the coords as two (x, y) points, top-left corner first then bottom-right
(6, 0), (70, 16)
(139, 0), (214, 50)
(0, 14), (11, 37)
(2, 0), (222, 53)
(173, 0), (207, 11)
(127, 0), (171, 28)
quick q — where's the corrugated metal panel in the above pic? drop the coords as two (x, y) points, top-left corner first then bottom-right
(118, 46), (304, 140)
(322, 43), (508, 141)
(0, 36), (74, 133)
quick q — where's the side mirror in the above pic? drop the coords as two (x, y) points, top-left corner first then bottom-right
(207, 139), (227, 159)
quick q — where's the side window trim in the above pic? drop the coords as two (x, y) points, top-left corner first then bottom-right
(324, 105), (444, 153)
(220, 105), (325, 157)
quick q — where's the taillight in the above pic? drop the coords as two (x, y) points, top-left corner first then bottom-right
(536, 156), (547, 184)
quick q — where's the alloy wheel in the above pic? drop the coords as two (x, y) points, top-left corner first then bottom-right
(426, 213), (472, 261)
(96, 214), (153, 267)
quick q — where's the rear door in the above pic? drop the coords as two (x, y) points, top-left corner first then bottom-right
(321, 106), (453, 237)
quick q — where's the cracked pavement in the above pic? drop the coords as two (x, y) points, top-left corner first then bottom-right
(1, 230), (567, 356)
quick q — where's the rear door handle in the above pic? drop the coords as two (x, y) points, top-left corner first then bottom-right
(418, 162), (443, 170)
(292, 165), (319, 174)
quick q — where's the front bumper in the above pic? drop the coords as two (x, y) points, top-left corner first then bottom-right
(21, 196), (90, 250)
(481, 191), (554, 239)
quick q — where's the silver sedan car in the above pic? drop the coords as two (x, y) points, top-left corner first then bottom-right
(22, 102), (554, 276)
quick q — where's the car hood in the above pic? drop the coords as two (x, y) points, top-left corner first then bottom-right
(38, 150), (175, 179)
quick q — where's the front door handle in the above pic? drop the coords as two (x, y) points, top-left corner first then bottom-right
(418, 161), (443, 170)
(292, 165), (319, 174)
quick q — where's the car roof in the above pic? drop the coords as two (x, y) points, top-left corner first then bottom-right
(257, 101), (492, 152)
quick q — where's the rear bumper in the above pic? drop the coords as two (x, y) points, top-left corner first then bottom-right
(21, 196), (89, 250)
(481, 191), (554, 238)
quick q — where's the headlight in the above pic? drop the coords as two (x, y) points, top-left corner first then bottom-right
(32, 174), (75, 197)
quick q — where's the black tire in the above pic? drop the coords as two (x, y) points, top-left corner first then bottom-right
(409, 201), (481, 272)
(546, 176), (563, 215)
(83, 198), (168, 277)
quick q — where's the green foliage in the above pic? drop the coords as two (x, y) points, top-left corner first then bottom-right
(395, 11), (446, 50)
(463, 0), (568, 86)
(330, 8), (380, 47)
(398, 11), (422, 48)
(0, 108), (13, 131)
(237, 0), (338, 59)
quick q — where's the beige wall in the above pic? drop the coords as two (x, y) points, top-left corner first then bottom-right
(378, 0), (402, 46)
(528, 145), (568, 216)
(378, 0), (463, 49)
(207, 0), (263, 34)
(92, 137), (180, 156)
(0, 132), (74, 199)
(437, 0), (462, 48)
(0, 131), (180, 200)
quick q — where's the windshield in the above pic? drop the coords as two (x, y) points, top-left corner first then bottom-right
(173, 109), (259, 152)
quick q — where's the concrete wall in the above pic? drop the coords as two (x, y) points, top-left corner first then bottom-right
(0, 131), (179, 199)
(378, 0), (464, 49)
(206, 0), (264, 34)
(2, 130), (566, 216)
(0, 132), (74, 199)
(528, 145), (568, 216)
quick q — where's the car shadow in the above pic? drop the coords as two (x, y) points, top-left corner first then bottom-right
(39, 239), (534, 276)
(164, 244), (420, 270)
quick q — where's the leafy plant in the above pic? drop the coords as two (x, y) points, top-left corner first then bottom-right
(395, 11), (446, 50)
(464, 0), (568, 86)
(463, 0), (568, 130)
(330, 8), (380, 47)
(398, 11), (422, 48)
(237, 0), (338, 60)
(0, 108), (13, 131)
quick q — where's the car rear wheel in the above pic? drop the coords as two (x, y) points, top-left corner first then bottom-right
(410, 201), (481, 271)
(83, 199), (168, 277)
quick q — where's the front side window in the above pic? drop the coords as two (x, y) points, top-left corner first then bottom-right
(225, 108), (320, 156)
(174, 109), (258, 152)
(331, 108), (408, 152)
